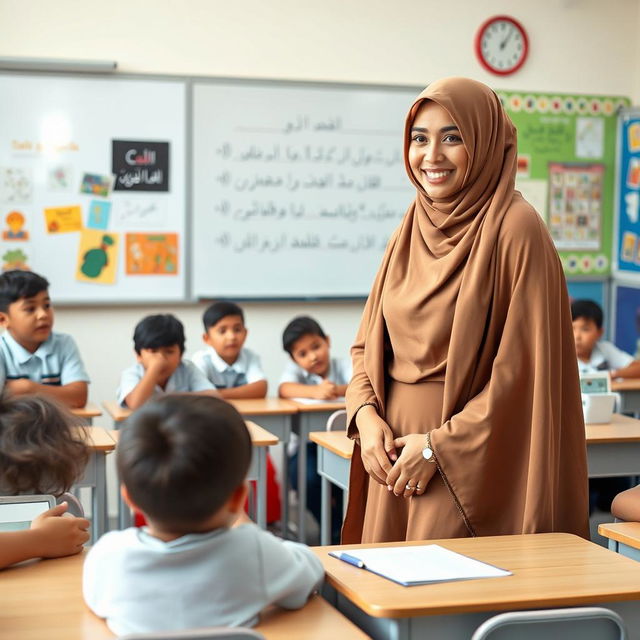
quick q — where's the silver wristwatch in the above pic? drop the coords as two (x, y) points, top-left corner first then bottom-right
(422, 432), (436, 463)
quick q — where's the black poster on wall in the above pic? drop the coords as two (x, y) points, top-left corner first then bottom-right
(112, 140), (170, 192)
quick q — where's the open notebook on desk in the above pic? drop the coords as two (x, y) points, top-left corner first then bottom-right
(329, 544), (511, 586)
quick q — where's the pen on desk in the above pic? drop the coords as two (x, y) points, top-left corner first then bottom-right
(336, 552), (365, 568)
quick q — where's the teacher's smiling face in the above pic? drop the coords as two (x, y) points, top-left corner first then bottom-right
(408, 100), (468, 200)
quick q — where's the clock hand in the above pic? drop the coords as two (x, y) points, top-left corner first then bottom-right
(500, 30), (513, 50)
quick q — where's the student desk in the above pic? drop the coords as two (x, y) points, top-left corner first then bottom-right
(599, 521), (640, 562)
(612, 378), (640, 414)
(0, 552), (369, 640)
(289, 399), (346, 541)
(309, 415), (640, 546)
(309, 431), (354, 545)
(108, 421), (278, 530)
(75, 427), (116, 544)
(70, 403), (102, 425)
(228, 398), (299, 537)
(313, 533), (640, 640)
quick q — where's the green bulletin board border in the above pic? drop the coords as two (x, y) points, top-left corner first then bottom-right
(497, 90), (630, 277)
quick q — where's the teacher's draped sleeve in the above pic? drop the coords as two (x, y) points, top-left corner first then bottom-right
(431, 202), (589, 538)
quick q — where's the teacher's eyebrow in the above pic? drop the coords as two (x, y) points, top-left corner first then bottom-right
(411, 125), (460, 133)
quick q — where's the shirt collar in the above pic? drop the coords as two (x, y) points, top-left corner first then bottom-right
(2, 331), (53, 365)
(208, 346), (245, 372)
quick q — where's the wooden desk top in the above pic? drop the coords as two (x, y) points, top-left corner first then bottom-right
(309, 431), (354, 459)
(71, 403), (102, 418)
(585, 413), (640, 443)
(229, 397), (299, 416)
(79, 427), (116, 452)
(289, 399), (346, 413)
(108, 421), (278, 448)
(0, 552), (368, 640)
(598, 522), (640, 550)
(313, 533), (640, 618)
(102, 400), (131, 422)
(612, 378), (640, 391)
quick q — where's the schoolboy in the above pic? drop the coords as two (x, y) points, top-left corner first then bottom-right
(117, 313), (217, 409)
(571, 299), (640, 378)
(278, 316), (351, 540)
(83, 396), (323, 636)
(191, 301), (267, 399)
(0, 270), (89, 408)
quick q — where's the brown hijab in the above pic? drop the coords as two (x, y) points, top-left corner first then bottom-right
(344, 77), (589, 540)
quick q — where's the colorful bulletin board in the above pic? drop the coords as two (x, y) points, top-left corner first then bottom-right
(497, 91), (629, 277)
(614, 110), (640, 277)
(0, 73), (186, 303)
(614, 283), (640, 358)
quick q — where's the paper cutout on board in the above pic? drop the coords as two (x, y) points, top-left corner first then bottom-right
(47, 165), (73, 191)
(76, 230), (118, 284)
(575, 117), (604, 159)
(628, 123), (640, 152)
(515, 178), (548, 221)
(112, 140), (169, 192)
(126, 233), (178, 275)
(516, 155), (530, 178)
(625, 192), (640, 224)
(44, 205), (83, 233)
(2, 248), (30, 271)
(87, 200), (112, 230)
(627, 157), (640, 189)
(112, 199), (167, 228)
(2, 211), (29, 241)
(0, 167), (33, 203)
(79, 173), (114, 198)
(622, 231), (636, 262)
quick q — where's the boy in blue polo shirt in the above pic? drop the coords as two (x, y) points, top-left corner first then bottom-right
(118, 313), (218, 410)
(0, 270), (89, 408)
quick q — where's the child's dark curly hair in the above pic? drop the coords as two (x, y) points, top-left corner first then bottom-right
(0, 394), (89, 495)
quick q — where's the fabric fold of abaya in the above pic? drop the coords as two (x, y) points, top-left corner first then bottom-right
(343, 77), (589, 543)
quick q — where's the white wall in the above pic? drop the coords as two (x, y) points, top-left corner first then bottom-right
(0, 0), (639, 410)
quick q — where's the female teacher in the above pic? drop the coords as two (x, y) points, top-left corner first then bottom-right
(343, 77), (589, 543)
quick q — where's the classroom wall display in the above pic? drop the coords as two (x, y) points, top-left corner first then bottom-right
(614, 283), (640, 358)
(566, 280), (606, 311)
(191, 81), (418, 299)
(614, 110), (640, 277)
(497, 91), (629, 277)
(0, 73), (186, 303)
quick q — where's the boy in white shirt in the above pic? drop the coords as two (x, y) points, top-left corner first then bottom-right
(83, 395), (323, 636)
(278, 316), (352, 541)
(571, 299), (640, 378)
(118, 314), (217, 409)
(191, 301), (267, 399)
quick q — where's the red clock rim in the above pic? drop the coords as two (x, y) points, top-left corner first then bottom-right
(474, 14), (529, 76)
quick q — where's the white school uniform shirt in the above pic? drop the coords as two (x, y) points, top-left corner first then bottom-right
(0, 330), (89, 388)
(279, 356), (352, 387)
(577, 340), (634, 375)
(82, 523), (324, 636)
(191, 346), (265, 389)
(117, 359), (214, 406)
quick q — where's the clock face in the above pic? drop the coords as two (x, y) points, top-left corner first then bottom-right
(475, 16), (528, 76)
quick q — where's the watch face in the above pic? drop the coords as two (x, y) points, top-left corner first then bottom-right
(477, 17), (528, 76)
(422, 446), (434, 461)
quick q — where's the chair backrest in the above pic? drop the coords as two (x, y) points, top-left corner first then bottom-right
(326, 409), (347, 432)
(58, 492), (85, 517)
(471, 607), (627, 640)
(118, 627), (265, 640)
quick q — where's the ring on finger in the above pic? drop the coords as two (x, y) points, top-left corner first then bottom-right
(405, 483), (417, 491)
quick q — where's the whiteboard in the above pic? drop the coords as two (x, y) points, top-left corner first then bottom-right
(191, 81), (417, 299)
(0, 73), (186, 303)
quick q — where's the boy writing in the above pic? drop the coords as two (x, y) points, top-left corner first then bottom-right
(571, 299), (640, 378)
(191, 301), (267, 399)
(278, 316), (351, 540)
(118, 313), (217, 409)
(83, 395), (323, 635)
(0, 270), (89, 408)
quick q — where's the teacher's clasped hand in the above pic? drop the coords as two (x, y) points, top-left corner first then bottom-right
(342, 77), (590, 544)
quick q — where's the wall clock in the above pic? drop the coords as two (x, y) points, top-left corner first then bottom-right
(475, 15), (529, 76)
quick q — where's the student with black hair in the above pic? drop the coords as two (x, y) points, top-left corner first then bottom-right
(117, 313), (217, 409)
(83, 395), (323, 636)
(571, 298), (640, 378)
(0, 269), (89, 408)
(192, 301), (267, 399)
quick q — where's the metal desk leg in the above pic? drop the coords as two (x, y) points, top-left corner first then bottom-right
(297, 414), (308, 542)
(118, 490), (133, 530)
(92, 453), (107, 542)
(320, 475), (331, 546)
(257, 447), (267, 529)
